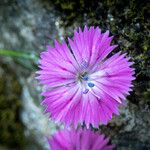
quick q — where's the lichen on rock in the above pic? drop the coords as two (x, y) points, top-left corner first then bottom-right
(0, 62), (25, 149)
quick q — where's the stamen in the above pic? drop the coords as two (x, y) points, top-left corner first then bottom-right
(82, 76), (89, 81)
(83, 89), (89, 94)
(88, 82), (95, 88)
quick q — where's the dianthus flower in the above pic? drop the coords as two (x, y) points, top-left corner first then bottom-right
(37, 26), (135, 128)
(48, 129), (115, 150)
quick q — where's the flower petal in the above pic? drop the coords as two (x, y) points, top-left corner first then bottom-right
(36, 41), (78, 88)
(48, 129), (115, 150)
(69, 27), (117, 70)
(91, 52), (135, 104)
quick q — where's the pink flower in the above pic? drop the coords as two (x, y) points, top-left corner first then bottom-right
(48, 129), (115, 150)
(37, 26), (135, 128)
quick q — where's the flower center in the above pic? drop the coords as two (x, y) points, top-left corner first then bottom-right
(77, 72), (95, 94)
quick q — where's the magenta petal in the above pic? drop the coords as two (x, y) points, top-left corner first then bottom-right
(48, 129), (115, 150)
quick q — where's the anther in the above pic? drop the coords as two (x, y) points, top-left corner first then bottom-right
(82, 76), (89, 81)
(83, 89), (89, 94)
(88, 82), (95, 88)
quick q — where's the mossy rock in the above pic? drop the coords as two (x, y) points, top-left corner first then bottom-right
(0, 62), (25, 149)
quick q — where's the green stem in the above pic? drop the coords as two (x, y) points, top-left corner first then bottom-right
(0, 49), (39, 61)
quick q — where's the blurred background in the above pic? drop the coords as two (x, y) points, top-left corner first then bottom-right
(0, 0), (149, 149)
